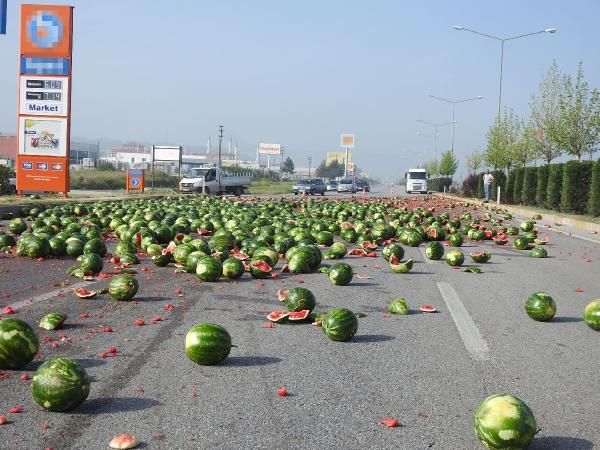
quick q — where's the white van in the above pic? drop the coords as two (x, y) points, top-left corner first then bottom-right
(405, 168), (429, 194)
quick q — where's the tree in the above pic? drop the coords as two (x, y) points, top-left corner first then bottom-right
(421, 159), (439, 176)
(529, 61), (563, 164)
(554, 62), (600, 160)
(466, 150), (483, 174)
(439, 150), (458, 177)
(315, 160), (344, 179)
(484, 108), (524, 171)
(281, 157), (295, 174)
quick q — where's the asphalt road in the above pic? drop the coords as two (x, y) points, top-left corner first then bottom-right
(0, 191), (598, 449)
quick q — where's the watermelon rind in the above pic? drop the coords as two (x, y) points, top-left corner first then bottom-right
(0, 318), (39, 369)
(525, 292), (556, 322)
(583, 300), (600, 331)
(390, 258), (414, 274)
(470, 251), (491, 263)
(266, 311), (289, 323)
(185, 323), (232, 365)
(388, 298), (409, 315)
(39, 313), (67, 331)
(473, 394), (537, 450)
(287, 310), (311, 322)
(31, 357), (91, 411)
(322, 308), (359, 342)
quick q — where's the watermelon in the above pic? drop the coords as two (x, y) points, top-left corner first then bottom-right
(8, 218), (27, 235)
(419, 305), (436, 313)
(327, 263), (353, 286)
(513, 237), (529, 250)
(0, 318), (39, 369)
(31, 357), (91, 411)
(39, 313), (67, 331)
(329, 242), (348, 258)
(253, 247), (279, 267)
(470, 251), (491, 263)
(529, 247), (547, 258)
(288, 310), (310, 322)
(0, 233), (16, 247)
(249, 257), (273, 279)
(583, 300), (600, 331)
(519, 220), (534, 232)
(425, 241), (445, 260)
(525, 292), (556, 321)
(196, 256), (223, 282)
(119, 252), (140, 265)
(448, 233), (464, 247)
(445, 250), (465, 267)
(146, 243), (163, 256)
(322, 308), (359, 342)
(340, 227), (358, 243)
(185, 323), (233, 365)
(114, 240), (136, 257)
(152, 253), (171, 267)
(382, 243), (404, 261)
(173, 244), (194, 264)
(108, 274), (139, 301)
(222, 257), (245, 279)
(284, 287), (316, 313)
(185, 250), (207, 272)
(83, 238), (107, 257)
(48, 237), (67, 256)
(65, 238), (85, 257)
(388, 297), (409, 315)
(315, 231), (334, 246)
(403, 230), (422, 247)
(266, 311), (289, 323)
(389, 256), (413, 273)
(25, 236), (50, 258)
(474, 394), (537, 449)
(74, 287), (97, 299)
(79, 253), (103, 274)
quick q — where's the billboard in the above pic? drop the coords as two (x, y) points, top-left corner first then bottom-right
(340, 134), (355, 148)
(19, 75), (69, 116)
(258, 143), (281, 155)
(19, 117), (68, 157)
(152, 145), (182, 162)
(20, 5), (72, 57)
(1, 0), (7, 35)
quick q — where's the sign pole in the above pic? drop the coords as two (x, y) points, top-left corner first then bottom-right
(344, 147), (348, 177)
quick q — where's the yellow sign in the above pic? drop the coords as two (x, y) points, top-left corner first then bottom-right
(340, 134), (354, 148)
(326, 151), (352, 166)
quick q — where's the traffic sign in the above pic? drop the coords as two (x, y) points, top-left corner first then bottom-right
(130, 178), (140, 187)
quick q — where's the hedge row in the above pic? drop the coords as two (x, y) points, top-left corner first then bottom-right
(428, 177), (452, 192)
(463, 159), (600, 216)
(70, 170), (178, 190)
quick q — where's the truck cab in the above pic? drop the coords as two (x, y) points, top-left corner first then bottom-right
(405, 168), (429, 194)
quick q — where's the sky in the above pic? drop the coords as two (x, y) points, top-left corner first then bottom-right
(1, 0), (599, 180)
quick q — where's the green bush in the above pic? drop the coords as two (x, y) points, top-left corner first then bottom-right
(0, 165), (13, 195)
(505, 170), (516, 204)
(429, 177), (452, 192)
(512, 167), (525, 204)
(521, 167), (538, 206)
(587, 158), (600, 216)
(546, 163), (564, 210)
(535, 165), (549, 208)
(560, 160), (593, 214)
(461, 174), (479, 197)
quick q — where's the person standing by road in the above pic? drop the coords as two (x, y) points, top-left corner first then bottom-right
(483, 170), (494, 202)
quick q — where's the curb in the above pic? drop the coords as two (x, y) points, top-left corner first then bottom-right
(435, 193), (600, 234)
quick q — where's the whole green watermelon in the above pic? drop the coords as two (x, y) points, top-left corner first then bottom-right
(222, 257), (245, 279)
(327, 263), (353, 286)
(9, 218), (27, 235)
(425, 241), (444, 260)
(0, 318), (39, 369)
(83, 238), (107, 257)
(448, 233), (463, 247)
(65, 237), (85, 257)
(114, 240), (136, 256)
(108, 274), (139, 301)
(0, 233), (16, 247)
(474, 394), (537, 449)
(583, 300), (600, 331)
(382, 243), (404, 261)
(79, 253), (103, 274)
(445, 249), (465, 267)
(173, 244), (194, 264)
(31, 357), (91, 411)
(525, 292), (556, 321)
(152, 253), (171, 267)
(529, 246), (547, 258)
(322, 308), (358, 342)
(48, 237), (67, 256)
(26, 236), (50, 258)
(185, 323), (232, 365)
(195, 256), (222, 282)
(513, 237), (529, 250)
(284, 287), (316, 313)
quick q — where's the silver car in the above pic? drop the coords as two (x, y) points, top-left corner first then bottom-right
(337, 178), (356, 193)
(326, 180), (338, 191)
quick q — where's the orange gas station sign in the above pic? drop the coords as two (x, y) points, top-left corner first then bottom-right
(16, 4), (73, 196)
(126, 169), (145, 193)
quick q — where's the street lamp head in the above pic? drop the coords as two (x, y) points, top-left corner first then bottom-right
(453, 25), (464, 30)
(545, 27), (556, 33)
(476, 95), (484, 99)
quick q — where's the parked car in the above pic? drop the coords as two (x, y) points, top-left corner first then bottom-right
(337, 178), (357, 193)
(326, 180), (338, 191)
(355, 179), (370, 192)
(292, 179), (326, 195)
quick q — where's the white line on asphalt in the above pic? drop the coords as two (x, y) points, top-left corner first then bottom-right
(545, 226), (600, 245)
(436, 281), (490, 361)
(6, 280), (100, 311)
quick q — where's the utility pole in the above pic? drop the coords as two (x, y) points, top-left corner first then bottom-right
(308, 156), (312, 177)
(217, 125), (224, 170)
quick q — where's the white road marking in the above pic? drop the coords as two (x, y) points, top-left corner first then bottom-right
(6, 280), (100, 311)
(436, 281), (490, 361)
(545, 226), (600, 245)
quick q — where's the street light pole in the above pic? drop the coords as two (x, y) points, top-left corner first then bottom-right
(428, 95), (484, 156)
(416, 120), (454, 164)
(453, 25), (556, 120)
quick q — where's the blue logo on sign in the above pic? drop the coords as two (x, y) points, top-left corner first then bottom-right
(22, 162), (33, 170)
(36, 162), (48, 170)
(130, 178), (140, 187)
(21, 57), (69, 75)
(28, 11), (63, 49)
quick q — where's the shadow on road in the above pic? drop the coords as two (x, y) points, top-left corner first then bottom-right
(223, 356), (282, 367)
(350, 334), (395, 343)
(72, 397), (160, 414)
(550, 316), (584, 323)
(531, 436), (593, 449)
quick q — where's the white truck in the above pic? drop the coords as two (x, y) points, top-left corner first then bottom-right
(179, 166), (252, 196)
(405, 168), (429, 194)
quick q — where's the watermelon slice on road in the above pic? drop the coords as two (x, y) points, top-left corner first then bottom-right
(73, 288), (97, 299)
(288, 310), (310, 322)
(419, 305), (437, 313)
(266, 311), (289, 323)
